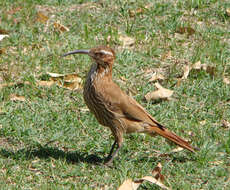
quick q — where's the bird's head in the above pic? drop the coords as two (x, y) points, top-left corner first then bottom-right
(63, 46), (116, 68)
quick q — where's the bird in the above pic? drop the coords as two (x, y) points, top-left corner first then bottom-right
(63, 46), (196, 165)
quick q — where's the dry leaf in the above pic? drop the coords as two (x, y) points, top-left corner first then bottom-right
(46, 72), (63, 78)
(209, 160), (223, 166)
(223, 77), (230, 84)
(120, 76), (127, 81)
(149, 73), (165, 82)
(129, 8), (144, 17)
(79, 107), (89, 113)
(176, 27), (195, 36)
(0, 35), (9, 41)
(226, 8), (230, 17)
(193, 61), (202, 69)
(0, 48), (6, 54)
(136, 8), (144, 14)
(53, 22), (69, 32)
(36, 12), (49, 23)
(119, 34), (135, 49)
(141, 176), (170, 190)
(222, 120), (230, 128)
(191, 61), (215, 76)
(206, 66), (215, 76)
(37, 73), (82, 90)
(182, 65), (190, 79)
(170, 147), (184, 153)
(118, 179), (140, 190)
(118, 176), (170, 190)
(0, 28), (9, 34)
(59, 81), (81, 90)
(152, 163), (165, 183)
(36, 12), (69, 33)
(36, 80), (55, 87)
(118, 163), (170, 190)
(0, 83), (10, 89)
(10, 94), (26, 102)
(49, 73), (82, 83)
(199, 120), (206, 125)
(161, 51), (172, 61)
(0, 81), (30, 89)
(145, 83), (173, 101)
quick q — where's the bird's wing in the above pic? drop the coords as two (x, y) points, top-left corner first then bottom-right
(103, 83), (195, 152)
(103, 82), (163, 128)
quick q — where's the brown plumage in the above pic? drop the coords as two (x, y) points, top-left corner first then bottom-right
(63, 46), (196, 164)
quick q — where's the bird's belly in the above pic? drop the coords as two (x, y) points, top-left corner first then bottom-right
(83, 83), (113, 127)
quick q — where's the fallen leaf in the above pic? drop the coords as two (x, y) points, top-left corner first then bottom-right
(0, 81), (30, 89)
(118, 176), (170, 190)
(49, 73), (81, 83)
(37, 73), (82, 90)
(36, 12), (49, 23)
(53, 22), (69, 32)
(149, 72), (165, 82)
(120, 76), (127, 81)
(188, 61), (216, 76)
(222, 120), (230, 128)
(0, 48), (6, 54)
(182, 65), (190, 79)
(0, 35), (9, 41)
(140, 176), (170, 190)
(206, 66), (215, 76)
(0, 28), (9, 34)
(118, 179), (140, 190)
(223, 77), (230, 84)
(36, 80), (55, 87)
(46, 72), (63, 78)
(161, 51), (172, 61)
(226, 8), (230, 17)
(170, 147), (184, 153)
(193, 61), (202, 70)
(152, 163), (165, 183)
(145, 83), (173, 101)
(59, 81), (81, 90)
(129, 8), (144, 17)
(106, 35), (111, 43)
(118, 162), (171, 190)
(209, 160), (223, 166)
(199, 120), (206, 125)
(176, 27), (195, 36)
(10, 94), (26, 102)
(119, 34), (135, 49)
(79, 107), (89, 113)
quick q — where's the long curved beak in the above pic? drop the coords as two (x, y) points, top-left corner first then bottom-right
(62, 49), (90, 57)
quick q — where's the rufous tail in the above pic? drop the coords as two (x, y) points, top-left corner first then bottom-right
(149, 125), (196, 152)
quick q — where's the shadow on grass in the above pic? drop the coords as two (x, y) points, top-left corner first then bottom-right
(0, 144), (103, 165)
(134, 152), (197, 164)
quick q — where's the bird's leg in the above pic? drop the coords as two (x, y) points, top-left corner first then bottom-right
(104, 141), (122, 165)
(107, 141), (117, 159)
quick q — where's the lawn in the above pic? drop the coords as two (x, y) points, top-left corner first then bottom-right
(0, 0), (230, 189)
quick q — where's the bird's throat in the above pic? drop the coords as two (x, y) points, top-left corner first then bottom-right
(89, 63), (112, 83)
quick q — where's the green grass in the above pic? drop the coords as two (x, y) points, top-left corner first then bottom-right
(0, 0), (230, 189)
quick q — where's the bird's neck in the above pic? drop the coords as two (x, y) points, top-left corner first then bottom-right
(89, 63), (112, 83)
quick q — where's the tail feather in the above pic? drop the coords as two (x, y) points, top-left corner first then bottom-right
(149, 125), (195, 152)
